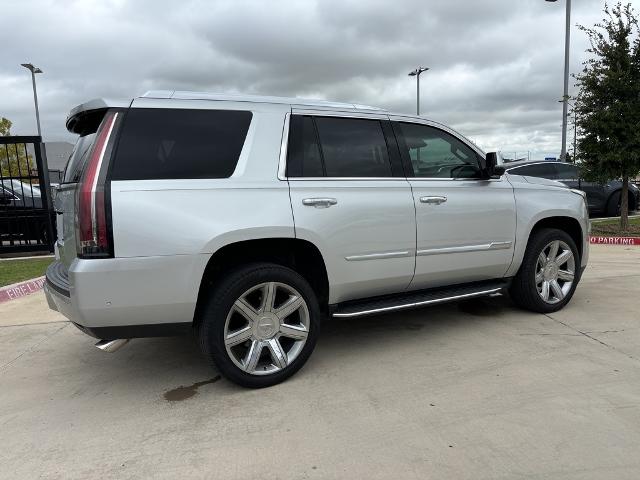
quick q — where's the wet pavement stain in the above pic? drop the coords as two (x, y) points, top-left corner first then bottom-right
(163, 376), (222, 402)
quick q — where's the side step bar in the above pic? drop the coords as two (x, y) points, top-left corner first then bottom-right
(332, 280), (508, 318)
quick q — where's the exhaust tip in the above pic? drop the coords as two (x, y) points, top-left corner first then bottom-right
(95, 338), (130, 353)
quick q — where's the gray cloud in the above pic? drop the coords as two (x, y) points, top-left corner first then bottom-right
(0, 0), (628, 158)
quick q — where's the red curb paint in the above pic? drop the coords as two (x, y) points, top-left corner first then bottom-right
(589, 236), (640, 246)
(0, 276), (46, 304)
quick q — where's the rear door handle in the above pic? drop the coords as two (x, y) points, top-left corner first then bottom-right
(302, 197), (338, 208)
(420, 196), (447, 205)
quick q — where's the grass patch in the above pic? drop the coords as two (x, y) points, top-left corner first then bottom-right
(0, 257), (53, 287)
(591, 216), (640, 237)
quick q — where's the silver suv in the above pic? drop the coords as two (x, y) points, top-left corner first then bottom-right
(45, 91), (589, 387)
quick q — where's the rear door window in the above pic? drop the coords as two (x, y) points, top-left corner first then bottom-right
(111, 109), (252, 180)
(314, 117), (392, 177)
(286, 116), (325, 177)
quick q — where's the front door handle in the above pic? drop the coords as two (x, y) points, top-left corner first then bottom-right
(302, 197), (338, 208)
(420, 196), (447, 205)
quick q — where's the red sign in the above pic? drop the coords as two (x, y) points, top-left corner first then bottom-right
(0, 276), (46, 303)
(589, 236), (640, 246)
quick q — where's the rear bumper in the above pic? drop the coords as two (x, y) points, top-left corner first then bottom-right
(45, 254), (209, 339)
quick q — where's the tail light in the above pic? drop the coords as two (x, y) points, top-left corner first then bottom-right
(76, 111), (118, 258)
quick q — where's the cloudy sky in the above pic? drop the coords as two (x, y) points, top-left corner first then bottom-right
(1, 0), (637, 158)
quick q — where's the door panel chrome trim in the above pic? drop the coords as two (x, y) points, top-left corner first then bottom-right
(488, 241), (513, 250)
(417, 241), (513, 256)
(333, 288), (502, 317)
(345, 250), (412, 262)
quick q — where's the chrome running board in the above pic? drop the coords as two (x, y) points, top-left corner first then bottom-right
(332, 281), (507, 318)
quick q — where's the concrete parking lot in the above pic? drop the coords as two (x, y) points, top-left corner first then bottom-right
(1, 244), (639, 479)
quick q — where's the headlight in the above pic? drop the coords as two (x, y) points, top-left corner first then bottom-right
(570, 188), (587, 198)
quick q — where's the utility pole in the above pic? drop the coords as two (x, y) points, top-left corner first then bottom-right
(546, 0), (572, 161)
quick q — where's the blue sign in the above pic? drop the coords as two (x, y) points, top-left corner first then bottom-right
(544, 157), (557, 161)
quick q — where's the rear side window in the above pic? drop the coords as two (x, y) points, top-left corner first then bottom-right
(287, 115), (393, 178)
(314, 117), (392, 177)
(111, 109), (252, 180)
(286, 116), (324, 177)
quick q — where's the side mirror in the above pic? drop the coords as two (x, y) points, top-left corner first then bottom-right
(484, 152), (505, 178)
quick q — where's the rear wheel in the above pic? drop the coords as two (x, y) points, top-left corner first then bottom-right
(198, 263), (320, 388)
(606, 191), (621, 217)
(510, 228), (580, 313)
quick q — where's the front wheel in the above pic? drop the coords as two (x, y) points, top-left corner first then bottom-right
(510, 228), (580, 313)
(198, 263), (320, 388)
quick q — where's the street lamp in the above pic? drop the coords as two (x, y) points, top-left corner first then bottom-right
(546, 0), (572, 161)
(408, 66), (429, 115)
(21, 63), (43, 137)
(559, 97), (577, 162)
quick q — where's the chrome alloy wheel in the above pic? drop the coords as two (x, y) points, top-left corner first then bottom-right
(223, 282), (310, 375)
(535, 240), (575, 304)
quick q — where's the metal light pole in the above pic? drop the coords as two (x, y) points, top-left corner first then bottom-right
(559, 97), (577, 162)
(21, 63), (43, 137)
(546, 0), (571, 161)
(408, 66), (429, 115)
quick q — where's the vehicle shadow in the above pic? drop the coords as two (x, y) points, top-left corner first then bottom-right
(56, 294), (517, 398)
(319, 294), (514, 346)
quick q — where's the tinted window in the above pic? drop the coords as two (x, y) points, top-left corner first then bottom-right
(314, 117), (392, 177)
(286, 116), (324, 177)
(510, 163), (558, 179)
(395, 123), (480, 178)
(111, 109), (252, 180)
(63, 133), (96, 183)
(555, 164), (579, 180)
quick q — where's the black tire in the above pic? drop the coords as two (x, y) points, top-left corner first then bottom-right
(509, 228), (580, 314)
(198, 263), (320, 388)
(606, 191), (621, 217)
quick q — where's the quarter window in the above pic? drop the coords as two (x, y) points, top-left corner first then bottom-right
(111, 109), (252, 180)
(395, 123), (480, 178)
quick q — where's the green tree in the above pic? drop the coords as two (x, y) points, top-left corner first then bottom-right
(575, 2), (640, 230)
(0, 117), (11, 136)
(0, 116), (34, 179)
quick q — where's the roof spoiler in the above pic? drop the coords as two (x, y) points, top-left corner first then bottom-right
(66, 98), (131, 134)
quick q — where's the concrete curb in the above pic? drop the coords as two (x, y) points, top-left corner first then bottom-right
(589, 236), (640, 246)
(0, 276), (46, 304)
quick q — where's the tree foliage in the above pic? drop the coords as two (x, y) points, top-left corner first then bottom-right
(575, 2), (640, 229)
(0, 116), (35, 179)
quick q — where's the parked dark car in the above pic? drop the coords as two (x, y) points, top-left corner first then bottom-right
(0, 181), (48, 243)
(505, 161), (639, 216)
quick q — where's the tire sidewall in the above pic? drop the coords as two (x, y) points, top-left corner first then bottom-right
(199, 263), (321, 388)
(515, 228), (580, 313)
